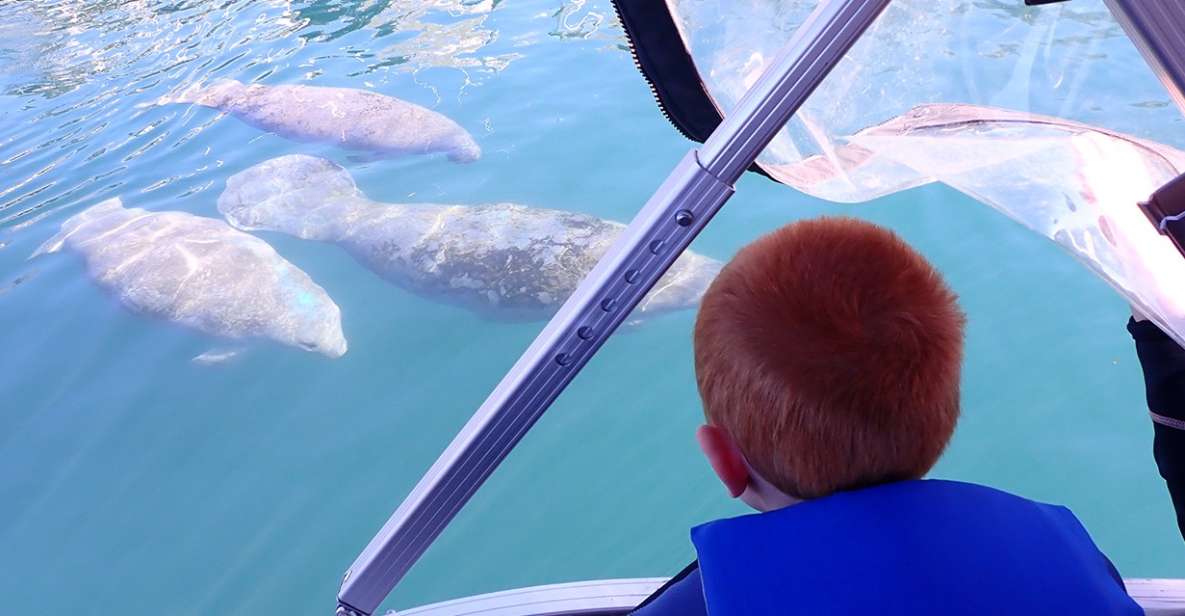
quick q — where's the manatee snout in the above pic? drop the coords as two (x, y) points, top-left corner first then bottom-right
(283, 283), (348, 358)
(215, 194), (254, 229)
(295, 317), (348, 358)
(300, 335), (348, 358)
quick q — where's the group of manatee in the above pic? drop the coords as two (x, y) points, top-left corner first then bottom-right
(39, 77), (1159, 360)
(33, 80), (722, 359)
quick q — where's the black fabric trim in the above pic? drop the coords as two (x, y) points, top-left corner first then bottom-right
(1101, 552), (1126, 591)
(629, 560), (700, 613)
(612, 0), (774, 180)
(612, 0), (722, 143)
(1127, 317), (1185, 423)
(1126, 316), (1185, 541)
(1128, 317), (1174, 343)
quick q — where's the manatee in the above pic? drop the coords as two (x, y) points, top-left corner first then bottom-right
(217, 155), (721, 319)
(158, 79), (481, 163)
(32, 198), (347, 357)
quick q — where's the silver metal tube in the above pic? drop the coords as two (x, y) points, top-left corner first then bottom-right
(1104, 0), (1185, 117)
(336, 1), (891, 614)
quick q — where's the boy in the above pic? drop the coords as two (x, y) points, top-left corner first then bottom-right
(633, 217), (1139, 615)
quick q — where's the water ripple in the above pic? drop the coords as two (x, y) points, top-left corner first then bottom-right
(0, 0), (611, 237)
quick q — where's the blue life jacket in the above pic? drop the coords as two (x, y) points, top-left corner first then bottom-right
(691, 480), (1140, 615)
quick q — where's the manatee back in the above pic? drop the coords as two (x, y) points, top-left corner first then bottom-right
(226, 83), (479, 161)
(351, 201), (720, 316)
(32, 198), (143, 257)
(392, 203), (622, 312)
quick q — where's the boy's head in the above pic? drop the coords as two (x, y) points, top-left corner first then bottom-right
(694, 217), (965, 508)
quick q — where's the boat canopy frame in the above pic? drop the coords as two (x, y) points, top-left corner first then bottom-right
(336, 2), (1185, 615)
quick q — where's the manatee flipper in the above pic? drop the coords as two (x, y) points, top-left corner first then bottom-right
(30, 197), (126, 258)
(192, 347), (246, 366)
(217, 154), (366, 241)
(346, 152), (389, 164)
(0, 268), (38, 298)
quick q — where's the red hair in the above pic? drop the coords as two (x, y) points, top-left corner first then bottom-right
(694, 217), (965, 499)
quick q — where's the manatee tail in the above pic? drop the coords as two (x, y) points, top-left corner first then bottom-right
(135, 82), (203, 109)
(217, 155), (364, 242)
(142, 79), (242, 108)
(30, 197), (126, 258)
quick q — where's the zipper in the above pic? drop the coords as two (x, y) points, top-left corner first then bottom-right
(610, 0), (717, 143)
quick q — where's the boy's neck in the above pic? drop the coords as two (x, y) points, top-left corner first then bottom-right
(741, 460), (803, 512)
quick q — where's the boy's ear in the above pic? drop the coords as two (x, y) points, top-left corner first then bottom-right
(697, 424), (750, 498)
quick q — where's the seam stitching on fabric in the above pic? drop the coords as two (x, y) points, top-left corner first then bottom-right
(1151, 411), (1185, 431)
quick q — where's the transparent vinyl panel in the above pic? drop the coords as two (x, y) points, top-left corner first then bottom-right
(662, 0), (1185, 346)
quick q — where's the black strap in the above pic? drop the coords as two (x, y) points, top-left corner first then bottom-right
(609, 0), (811, 182)
(629, 560), (700, 613)
(612, 1), (721, 143)
(1128, 317), (1185, 541)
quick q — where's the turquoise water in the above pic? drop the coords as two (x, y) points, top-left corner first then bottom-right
(0, 0), (1182, 614)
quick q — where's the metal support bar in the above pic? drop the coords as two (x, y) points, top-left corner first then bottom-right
(336, 1), (891, 614)
(1104, 0), (1185, 117)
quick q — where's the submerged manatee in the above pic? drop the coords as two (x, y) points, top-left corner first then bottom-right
(217, 155), (721, 319)
(159, 79), (480, 163)
(33, 198), (347, 357)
